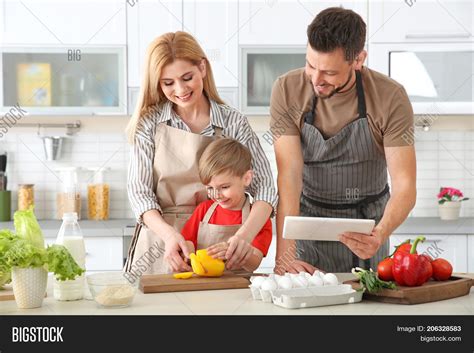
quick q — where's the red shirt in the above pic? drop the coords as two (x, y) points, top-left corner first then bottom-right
(181, 199), (272, 256)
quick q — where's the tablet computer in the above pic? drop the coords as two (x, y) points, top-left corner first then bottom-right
(282, 216), (375, 241)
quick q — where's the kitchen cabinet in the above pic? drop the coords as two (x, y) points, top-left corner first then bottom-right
(368, 0), (473, 43)
(46, 236), (123, 271)
(390, 234), (468, 273)
(1, 0), (127, 45)
(368, 42), (474, 115)
(0, 47), (127, 115)
(238, 1), (368, 45)
(218, 87), (239, 108)
(183, 0), (239, 87)
(126, 0), (183, 87)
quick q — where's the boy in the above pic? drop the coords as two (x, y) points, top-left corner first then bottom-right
(181, 138), (272, 272)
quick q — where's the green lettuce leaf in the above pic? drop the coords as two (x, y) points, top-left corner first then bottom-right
(13, 206), (44, 249)
(46, 245), (85, 281)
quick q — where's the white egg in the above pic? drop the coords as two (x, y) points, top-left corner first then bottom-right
(323, 273), (339, 286)
(291, 276), (308, 288)
(313, 270), (324, 279)
(308, 275), (324, 287)
(261, 278), (278, 291)
(250, 276), (266, 289)
(299, 271), (312, 280)
(277, 276), (293, 290)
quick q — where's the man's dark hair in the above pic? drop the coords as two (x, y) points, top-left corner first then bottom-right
(307, 7), (366, 62)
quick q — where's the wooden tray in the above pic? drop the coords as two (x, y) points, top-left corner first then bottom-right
(140, 272), (250, 294)
(0, 286), (15, 301)
(344, 276), (474, 305)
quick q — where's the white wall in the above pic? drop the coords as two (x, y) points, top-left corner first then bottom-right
(0, 115), (473, 220)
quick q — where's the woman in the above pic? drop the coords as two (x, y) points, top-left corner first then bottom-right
(124, 31), (277, 275)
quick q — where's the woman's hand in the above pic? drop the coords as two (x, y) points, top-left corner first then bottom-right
(162, 230), (192, 272)
(222, 236), (254, 270)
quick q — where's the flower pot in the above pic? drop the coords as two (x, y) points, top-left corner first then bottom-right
(11, 267), (48, 309)
(438, 201), (461, 221)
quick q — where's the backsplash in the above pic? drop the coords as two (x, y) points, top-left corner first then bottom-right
(0, 128), (472, 220)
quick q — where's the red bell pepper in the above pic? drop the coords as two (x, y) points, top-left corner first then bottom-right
(392, 236), (433, 287)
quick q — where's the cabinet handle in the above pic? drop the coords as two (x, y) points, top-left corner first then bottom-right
(405, 33), (471, 39)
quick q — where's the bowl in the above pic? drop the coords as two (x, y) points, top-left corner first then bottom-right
(86, 272), (138, 308)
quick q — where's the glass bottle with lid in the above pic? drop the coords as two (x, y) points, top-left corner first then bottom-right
(53, 212), (86, 301)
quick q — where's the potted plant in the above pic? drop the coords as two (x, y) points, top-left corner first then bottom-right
(437, 187), (469, 221)
(0, 208), (84, 309)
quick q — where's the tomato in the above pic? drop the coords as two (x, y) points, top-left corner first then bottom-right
(431, 258), (453, 281)
(377, 257), (394, 281)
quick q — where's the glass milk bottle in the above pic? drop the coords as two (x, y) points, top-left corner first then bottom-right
(53, 212), (86, 301)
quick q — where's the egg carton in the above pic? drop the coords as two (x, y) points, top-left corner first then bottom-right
(270, 284), (363, 309)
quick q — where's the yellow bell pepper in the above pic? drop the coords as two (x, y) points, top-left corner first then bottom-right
(173, 272), (194, 279)
(190, 250), (225, 277)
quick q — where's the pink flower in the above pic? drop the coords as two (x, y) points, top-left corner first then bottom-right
(438, 187), (464, 199)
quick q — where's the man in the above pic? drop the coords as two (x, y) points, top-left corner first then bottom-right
(271, 7), (416, 273)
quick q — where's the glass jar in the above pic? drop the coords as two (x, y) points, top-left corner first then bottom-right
(87, 168), (109, 220)
(18, 184), (34, 210)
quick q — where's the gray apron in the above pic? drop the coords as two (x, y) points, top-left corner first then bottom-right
(297, 70), (390, 273)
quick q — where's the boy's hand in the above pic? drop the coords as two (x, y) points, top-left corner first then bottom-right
(206, 242), (229, 260)
(224, 235), (254, 270)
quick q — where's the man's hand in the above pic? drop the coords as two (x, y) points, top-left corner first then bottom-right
(162, 232), (192, 272)
(274, 253), (317, 275)
(339, 226), (385, 260)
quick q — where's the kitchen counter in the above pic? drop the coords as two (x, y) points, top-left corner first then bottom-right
(1, 273), (473, 316)
(0, 219), (136, 237)
(394, 217), (474, 235)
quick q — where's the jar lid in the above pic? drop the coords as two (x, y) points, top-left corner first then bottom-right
(18, 184), (34, 187)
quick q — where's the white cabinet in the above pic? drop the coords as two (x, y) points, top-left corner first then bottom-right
(469, 235), (474, 273)
(238, 0), (368, 45)
(127, 0), (183, 87)
(183, 0), (239, 87)
(369, 0), (473, 43)
(1, 0), (127, 45)
(46, 236), (124, 271)
(390, 234), (468, 273)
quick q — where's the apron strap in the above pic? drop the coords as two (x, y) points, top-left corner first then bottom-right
(355, 70), (367, 119)
(201, 194), (251, 225)
(241, 194), (251, 222)
(202, 201), (220, 224)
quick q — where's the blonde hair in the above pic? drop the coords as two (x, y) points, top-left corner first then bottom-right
(126, 31), (225, 143)
(199, 138), (252, 185)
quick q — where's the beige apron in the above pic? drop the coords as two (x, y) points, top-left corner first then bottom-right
(196, 195), (251, 250)
(124, 121), (223, 275)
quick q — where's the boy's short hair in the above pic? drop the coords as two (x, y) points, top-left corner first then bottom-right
(199, 138), (252, 185)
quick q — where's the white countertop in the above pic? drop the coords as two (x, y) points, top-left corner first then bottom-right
(2, 273), (473, 316)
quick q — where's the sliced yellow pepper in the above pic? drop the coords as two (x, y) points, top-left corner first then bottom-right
(173, 272), (194, 279)
(190, 253), (207, 276)
(193, 250), (225, 277)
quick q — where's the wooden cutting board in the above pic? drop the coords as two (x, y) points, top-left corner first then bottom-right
(140, 272), (251, 294)
(344, 276), (474, 305)
(0, 286), (15, 301)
